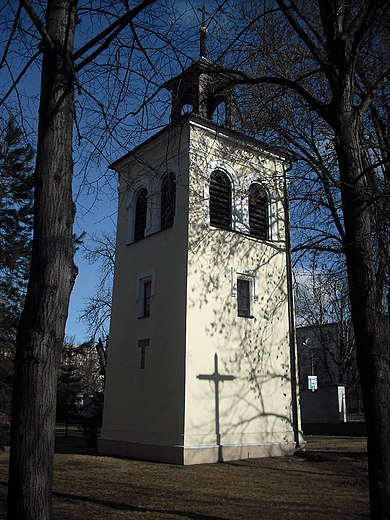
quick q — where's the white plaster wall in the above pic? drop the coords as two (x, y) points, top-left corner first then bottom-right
(101, 124), (190, 446)
(101, 117), (298, 460)
(184, 122), (295, 449)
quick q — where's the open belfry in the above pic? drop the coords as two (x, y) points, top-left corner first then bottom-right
(99, 17), (302, 464)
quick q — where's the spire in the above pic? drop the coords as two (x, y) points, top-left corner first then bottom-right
(163, 5), (236, 129)
(198, 5), (209, 58)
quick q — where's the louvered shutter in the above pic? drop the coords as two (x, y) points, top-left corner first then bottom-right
(249, 184), (268, 240)
(134, 189), (147, 241)
(209, 171), (231, 230)
(161, 173), (176, 230)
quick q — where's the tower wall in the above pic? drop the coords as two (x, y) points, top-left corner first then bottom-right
(182, 120), (297, 463)
(99, 117), (302, 464)
(100, 125), (191, 462)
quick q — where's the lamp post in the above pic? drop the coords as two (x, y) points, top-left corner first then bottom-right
(303, 339), (317, 391)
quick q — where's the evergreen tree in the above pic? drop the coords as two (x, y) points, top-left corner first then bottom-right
(56, 340), (103, 439)
(56, 342), (85, 436)
(0, 118), (34, 421)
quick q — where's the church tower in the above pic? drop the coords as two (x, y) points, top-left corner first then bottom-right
(99, 21), (302, 464)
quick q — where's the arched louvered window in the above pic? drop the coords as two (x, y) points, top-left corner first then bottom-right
(249, 183), (268, 240)
(161, 173), (176, 230)
(209, 170), (231, 230)
(134, 189), (147, 242)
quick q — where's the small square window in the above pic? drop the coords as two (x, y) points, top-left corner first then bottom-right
(237, 278), (252, 317)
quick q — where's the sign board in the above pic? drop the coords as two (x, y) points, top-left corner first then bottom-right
(308, 375), (318, 391)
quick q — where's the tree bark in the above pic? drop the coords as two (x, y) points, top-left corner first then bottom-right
(312, 2), (390, 515)
(7, 1), (78, 518)
(335, 115), (390, 519)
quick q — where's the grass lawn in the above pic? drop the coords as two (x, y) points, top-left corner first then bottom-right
(0, 431), (368, 519)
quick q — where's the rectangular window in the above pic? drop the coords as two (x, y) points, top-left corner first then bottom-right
(231, 268), (258, 319)
(237, 278), (252, 317)
(143, 280), (151, 317)
(136, 269), (156, 318)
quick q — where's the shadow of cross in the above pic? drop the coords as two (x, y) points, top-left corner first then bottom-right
(197, 353), (235, 462)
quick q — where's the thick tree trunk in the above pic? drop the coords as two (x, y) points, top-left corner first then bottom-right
(335, 119), (390, 519)
(7, 1), (78, 519)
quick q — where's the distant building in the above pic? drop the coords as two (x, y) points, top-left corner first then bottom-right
(296, 323), (364, 427)
(296, 323), (346, 390)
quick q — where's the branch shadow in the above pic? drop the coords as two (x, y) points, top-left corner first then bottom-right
(52, 489), (227, 519)
(183, 130), (298, 455)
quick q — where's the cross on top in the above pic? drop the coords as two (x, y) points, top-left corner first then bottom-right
(198, 5), (209, 58)
(198, 5), (209, 27)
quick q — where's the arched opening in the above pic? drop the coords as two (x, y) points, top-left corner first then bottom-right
(249, 183), (268, 240)
(134, 189), (148, 241)
(211, 101), (226, 126)
(209, 170), (231, 230)
(161, 173), (176, 230)
(181, 103), (193, 115)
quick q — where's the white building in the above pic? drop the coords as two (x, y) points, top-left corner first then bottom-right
(99, 34), (302, 464)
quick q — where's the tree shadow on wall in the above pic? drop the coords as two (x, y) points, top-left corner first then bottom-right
(183, 138), (296, 455)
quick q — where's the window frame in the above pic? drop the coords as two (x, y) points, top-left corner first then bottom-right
(242, 173), (279, 241)
(136, 269), (156, 318)
(160, 172), (176, 231)
(209, 170), (232, 230)
(231, 268), (258, 319)
(204, 161), (240, 231)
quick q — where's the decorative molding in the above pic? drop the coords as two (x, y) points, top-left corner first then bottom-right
(231, 268), (259, 301)
(135, 269), (156, 302)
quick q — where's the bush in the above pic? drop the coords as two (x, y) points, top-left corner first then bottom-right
(78, 393), (103, 449)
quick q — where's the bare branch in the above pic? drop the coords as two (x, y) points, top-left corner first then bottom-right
(73, 0), (159, 72)
(0, 50), (41, 106)
(0, 3), (22, 69)
(19, 0), (54, 50)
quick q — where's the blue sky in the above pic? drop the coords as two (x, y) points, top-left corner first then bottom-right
(65, 184), (117, 342)
(0, 1), (262, 343)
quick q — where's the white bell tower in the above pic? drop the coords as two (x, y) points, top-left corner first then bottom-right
(99, 25), (302, 464)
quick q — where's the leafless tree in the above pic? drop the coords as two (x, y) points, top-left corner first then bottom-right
(224, 1), (390, 516)
(295, 269), (359, 396)
(0, 1), (186, 517)
(78, 231), (116, 342)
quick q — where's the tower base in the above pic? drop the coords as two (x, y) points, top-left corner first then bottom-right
(98, 438), (297, 465)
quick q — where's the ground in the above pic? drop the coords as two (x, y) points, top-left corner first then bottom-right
(0, 428), (369, 519)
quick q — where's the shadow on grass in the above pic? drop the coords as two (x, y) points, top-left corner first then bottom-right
(53, 489), (226, 520)
(54, 425), (99, 456)
(54, 435), (97, 455)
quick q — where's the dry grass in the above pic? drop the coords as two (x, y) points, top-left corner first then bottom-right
(0, 432), (369, 519)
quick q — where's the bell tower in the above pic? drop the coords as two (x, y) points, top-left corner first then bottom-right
(99, 20), (302, 464)
(164, 52), (236, 129)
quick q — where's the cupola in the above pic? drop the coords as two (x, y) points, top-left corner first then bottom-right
(163, 11), (236, 129)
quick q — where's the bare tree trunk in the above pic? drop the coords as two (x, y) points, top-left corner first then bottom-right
(7, 1), (78, 518)
(336, 117), (390, 519)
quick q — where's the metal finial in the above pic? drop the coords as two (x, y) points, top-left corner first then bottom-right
(198, 5), (209, 58)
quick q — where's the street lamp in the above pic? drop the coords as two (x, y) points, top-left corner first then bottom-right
(303, 339), (317, 391)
